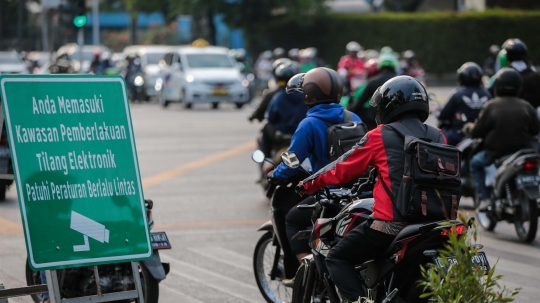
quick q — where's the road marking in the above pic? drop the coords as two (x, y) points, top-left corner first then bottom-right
(187, 246), (253, 272)
(160, 284), (205, 303)
(160, 253), (263, 302)
(142, 140), (256, 188)
(155, 219), (266, 230)
(0, 216), (23, 235)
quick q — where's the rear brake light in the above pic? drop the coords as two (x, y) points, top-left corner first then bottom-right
(441, 225), (466, 236)
(524, 161), (537, 170)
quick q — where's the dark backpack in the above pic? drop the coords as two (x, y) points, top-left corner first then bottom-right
(387, 122), (462, 222)
(519, 67), (540, 108)
(324, 110), (368, 161)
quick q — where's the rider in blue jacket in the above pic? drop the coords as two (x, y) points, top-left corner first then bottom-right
(268, 68), (362, 284)
(438, 62), (491, 145)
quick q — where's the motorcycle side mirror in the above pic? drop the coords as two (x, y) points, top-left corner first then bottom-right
(252, 150), (265, 163)
(281, 151), (300, 169)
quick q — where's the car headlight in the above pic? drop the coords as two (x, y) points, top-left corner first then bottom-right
(134, 75), (144, 86)
(186, 75), (194, 83)
(242, 79), (250, 87)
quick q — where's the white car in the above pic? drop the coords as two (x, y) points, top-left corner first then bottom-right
(159, 46), (250, 109)
(0, 51), (27, 74)
(122, 45), (171, 99)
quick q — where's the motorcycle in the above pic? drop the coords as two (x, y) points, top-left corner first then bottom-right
(26, 199), (171, 303)
(279, 151), (490, 303)
(127, 71), (148, 102)
(476, 148), (540, 242)
(252, 151), (370, 303)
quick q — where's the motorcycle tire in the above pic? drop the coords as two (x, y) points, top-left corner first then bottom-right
(514, 189), (538, 243)
(25, 258), (45, 303)
(211, 102), (219, 109)
(253, 232), (291, 303)
(235, 102), (244, 109)
(0, 180), (7, 201)
(291, 263), (305, 303)
(139, 262), (160, 303)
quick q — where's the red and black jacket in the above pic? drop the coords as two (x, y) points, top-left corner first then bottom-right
(302, 117), (446, 222)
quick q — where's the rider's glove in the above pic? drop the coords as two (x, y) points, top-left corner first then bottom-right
(295, 181), (307, 197)
(267, 170), (282, 184)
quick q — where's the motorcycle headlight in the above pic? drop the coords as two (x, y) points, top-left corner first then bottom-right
(155, 78), (163, 91)
(134, 75), (144, 86)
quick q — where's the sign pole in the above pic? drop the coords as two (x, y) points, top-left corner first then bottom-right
(45, 270), (62, 303)
(78, 28), (84, 73)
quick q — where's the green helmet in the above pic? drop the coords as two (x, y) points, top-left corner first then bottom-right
(497, 49), (508, 69)
(378, 52), (398, 71)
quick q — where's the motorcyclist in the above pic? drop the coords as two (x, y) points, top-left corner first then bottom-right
(348, 51), (398, 130)
(248, 58), (292, 122)
(483, 45), (500, 77)
(273, 47), (286, 59)
(337, 41), (366, 87)
(489, 38), (540, 108)
(255, 50), (274, 88)
(267, 67), (362, 276)
(89, 50), (101, 74)
(258, 61), (307, 158)
(299, 47), (324, 72)
(288, 48), (300, 61)
(464, 68), (539, 210)
(438, 62), (491, 145)
(97, 52), (114, 75)
(400, 50), (425, 83)
(296, 76), (445, 302)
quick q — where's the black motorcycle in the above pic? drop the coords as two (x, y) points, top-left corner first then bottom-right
(278, 151), (490, 303)
(252, 151), (369, 303)
(128, 72), (148, 102)
(26, 199), (171, 303)
(476, 148), (540, 242)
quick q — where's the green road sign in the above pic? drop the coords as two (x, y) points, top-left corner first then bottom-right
(0, 75), (152, 270)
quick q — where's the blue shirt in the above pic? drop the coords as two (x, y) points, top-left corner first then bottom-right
(265, 89), (307, 134)
(273, 103), (362, 180)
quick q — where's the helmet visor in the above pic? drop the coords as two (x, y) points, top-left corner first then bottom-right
(370, 87), (383, 107)
(286, 73), (305, 94)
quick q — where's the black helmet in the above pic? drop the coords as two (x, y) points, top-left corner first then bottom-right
(502, 38), (527, 62)
(370, 76), (429, 124)
(457, 62), (483, 86)
(273, 47), (286, 59)
(493, 67), (523, 97)
(286, 67), (343, 106)
(272, 58), (291, 72)
(274, 61), (300, 84)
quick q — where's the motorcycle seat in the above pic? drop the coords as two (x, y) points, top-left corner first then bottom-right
(382, 220), (449, 256)
(494, 148), (539, 167)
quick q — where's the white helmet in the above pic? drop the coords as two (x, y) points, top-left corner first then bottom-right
(346, 41), (362, 52)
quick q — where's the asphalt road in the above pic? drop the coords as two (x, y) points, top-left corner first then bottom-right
(0, 87), (539, 303)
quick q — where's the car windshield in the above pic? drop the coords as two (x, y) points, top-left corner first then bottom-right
(186, 54), (234, 68)
(144, 52), (166, 65)
(0, 53), (23, 64)
(71, 51), (97, 62)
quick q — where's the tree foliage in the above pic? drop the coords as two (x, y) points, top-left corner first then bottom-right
(419, 214), (520, 303)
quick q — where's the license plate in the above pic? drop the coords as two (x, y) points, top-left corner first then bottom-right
(516, 175), (540, 188)
(213, 88), (229, 96)
(151, 232), (172, 250)
(434, 251), (490, 273)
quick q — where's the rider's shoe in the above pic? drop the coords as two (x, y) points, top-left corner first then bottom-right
(477, 199), (492, 211)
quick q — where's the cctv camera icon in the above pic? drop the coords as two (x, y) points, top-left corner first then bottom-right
(70, 211), (110, 252)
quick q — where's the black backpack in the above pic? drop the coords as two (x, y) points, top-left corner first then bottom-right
(324, 110), (368, 162)
(387, 122), (462, 222)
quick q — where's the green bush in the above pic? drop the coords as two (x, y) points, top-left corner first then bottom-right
(419, 215), (520, 303)
(261, 10), (540, 74)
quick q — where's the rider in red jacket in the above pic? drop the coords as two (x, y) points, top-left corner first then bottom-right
(298, 76), (446, 302)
